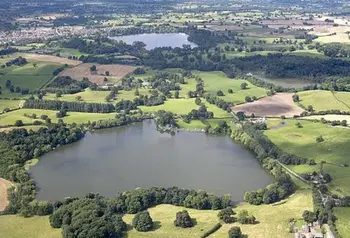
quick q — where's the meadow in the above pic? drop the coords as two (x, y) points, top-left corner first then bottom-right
(333, 207), (350, 238)
(0, 109), (117, 126)
(0, 99), (21, 112)
(298, 90), (350, 112)
(265, 118), (350, 196)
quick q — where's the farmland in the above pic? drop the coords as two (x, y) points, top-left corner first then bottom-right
(333, 207), (350, 238)
(232, 93), (304, 118)
(59, 63), (136, 84)
(265, 118), (350, 196)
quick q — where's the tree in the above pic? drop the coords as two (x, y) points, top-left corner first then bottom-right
(236, 111), (246, 121)
(302, 210), (315, 224)
(195, 97), (201, 105)
(307, 105), (314, 112)
(174, 90), (179, 99)
(228, 226), (242, 238)
(228, 89), (233, 94)
(56, 90), (62, 98)
(245, 96), (252, 102)
(15, 120), (24, 126)
(174, 210), (194, 228)
(217, 90), (224, 96)
(240, 82), (248, 90)
(296, 122), (303, 128)
(135, 88), (140, 96)
(292, 94), (300, 102)
(90, 65), (97, 71)
(316, 135), (324, 143)
(105, 71), (110, 76)
(132, 211), (153, 232)
(237, 210), (256, 224)
(218, 207), (235, 223)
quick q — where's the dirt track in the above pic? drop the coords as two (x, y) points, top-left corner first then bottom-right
(0, 178), (13, 212)
(232, 93), (304, 118)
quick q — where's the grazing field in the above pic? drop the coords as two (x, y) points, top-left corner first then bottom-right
(177, 119), (206, 130)
(253, 75), (315, 88)
(192, 71), (267, 104)
(139, 98), (230, 118)
(265, 119), (350, 196)
(0, 178), (13, 212)
(0, 109), (117, 126)
(23, 54), (81, 66)
(0, 62), (62, 96)
(232, 93), (304, 118)
(333, 207), (350, 238)
(302, 114), (350, 122)
(123, 190), (312, 238)
(60, 63), (136, 84)
(0, 99), (21, 112)
(0, 215), (60, 238)
(298, 90), (350, 112)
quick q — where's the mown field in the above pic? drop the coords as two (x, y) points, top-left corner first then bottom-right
(298, 90), (350, 112)
(0, 109), (117, 126)
(333, 207), (350, 238)
(265, 119), (350, 196)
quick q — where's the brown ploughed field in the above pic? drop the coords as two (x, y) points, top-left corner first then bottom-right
(232, 93), (304, 118)
(24, 54), (82, 65)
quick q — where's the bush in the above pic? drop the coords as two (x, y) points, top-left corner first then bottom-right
(217, 207), (235, 223)
(228, 89), (233, 94)
(132, 210), (153, 232)
(316, 135), (324, 143)
(174, 210), (194, 228)
(240, 82), (248, 89)
(15, 120), (24, 126)
(217, 90), (224, 96)
(237, 210), (256, 224)
(228, 226), (242, 238)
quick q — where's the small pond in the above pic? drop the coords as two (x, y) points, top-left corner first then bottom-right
(109, 33), (197, 50)
(30, 120), (273, 201)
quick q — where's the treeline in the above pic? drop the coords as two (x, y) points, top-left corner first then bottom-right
(320, 43), (350, 58)
(205, 94), (232, 113)
(49, 187), (232, 237)
(45, 76), (93, 94)
(231, 123), (307, 165)
(0, 47), (18, 56)
(23, 99), (116, 113)
(4, 56), (27, 67)
(87, 113), (146, 130)
(0, 124), (84, 216)
(244, 159), (295, 205)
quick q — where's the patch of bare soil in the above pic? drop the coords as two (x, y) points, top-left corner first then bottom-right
(24, 54), (82, 66)
(232, 93), (304, 118)
(60, 63), (136, 85)
(0, 178), (13, 212)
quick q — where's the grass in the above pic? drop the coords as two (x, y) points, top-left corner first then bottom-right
(177, 120), (207, 130)
(0, 109), (117, 126)
(0, 215), (61, 238)
(302, 115), (350, 122)
(333, 207), (350, 238)
(298, 90), (350, 112)
(123, 190), (312, 238)
(0, 61), (62, 98)
(0, 99), (21, 112)
(192, 71), (267, 104)
(265, 118), (350, 196)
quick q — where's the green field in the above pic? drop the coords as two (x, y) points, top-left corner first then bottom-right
(0, 99), (21, 112)
(0, 215), (60, 238)
(302, 115), (350, 122)
(265, 119), (350, 196)
(298, 90), (350, 112)
(0, 109), (117, 126)
(192, 71), (267, 104)
(0, 60), (62, 98)
(334, 207), (350, 238)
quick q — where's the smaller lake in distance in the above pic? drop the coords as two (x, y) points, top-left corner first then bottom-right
(109, 33), (197, 50)
(30, 120), (273, 201)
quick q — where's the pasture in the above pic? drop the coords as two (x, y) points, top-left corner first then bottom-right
(123, 190), (312, 238)
(265, 119), (350, 196)
(192, 71), (267, 104)
(0, 99), (21, 112)
(232, 93), (304, 118)
(0, 109), (117, 126)
(334, 207), (350, 238)
(59, 63), (135, 84)
(298, 90), (350, 112)
(22, 54), (81, 66)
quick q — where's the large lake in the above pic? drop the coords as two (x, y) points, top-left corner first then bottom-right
(30, 120), (273, 201)
(109, 33), (197, 50)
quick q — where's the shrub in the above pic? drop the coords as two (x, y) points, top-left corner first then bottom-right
(240, 82), (248, 89)
(132, 210), (153, 232)
(237, 210), (256, 224)
(316, 135), (324, 143)
(15, 120), (24, 126)
(174, 210), (194, 228)
(217, 90), (224, 96)
(228, 226), (242, 238)
(217, 207), (235, 223)
(228, 89), (233, 93)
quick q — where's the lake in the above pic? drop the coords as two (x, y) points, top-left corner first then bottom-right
(30, 120), (273, 201)
(109, 33), (197, 50)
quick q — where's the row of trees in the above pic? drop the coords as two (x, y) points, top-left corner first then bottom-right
(46, 76), (93, 94)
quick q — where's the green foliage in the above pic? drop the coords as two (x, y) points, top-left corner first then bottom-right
(217, 207), (235, 223)
(132, 210), (153, 232)
(237, 210), (256, 224)
(200, 223), (222, 238)
(174, 210), (194, 228)
(228, 226), (242, 238)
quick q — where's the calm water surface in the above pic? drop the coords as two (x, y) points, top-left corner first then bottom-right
(30, 120), (273, 201)
(109, 33), (197, 50)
